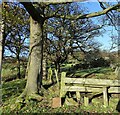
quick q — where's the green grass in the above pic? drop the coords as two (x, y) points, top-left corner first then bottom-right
(1, 63), (120, 113)
(2, 79), (26, 102)
(66, 67), (116, 80)
(80, 97), (119, 113)
(2, 63), (25, 82)
(2, 63), (17, 81)
(1, 78), (119, 113)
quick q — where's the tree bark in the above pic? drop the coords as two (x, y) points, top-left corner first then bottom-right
(18, 17), (44, 101)
(42, 20), (48, 80)
(42, 54), (47, 80)
(25, 55), (30, 79)
(17, 55), (21, 79)
(0, 6), (3, 106)
(55, 61), (60, 73)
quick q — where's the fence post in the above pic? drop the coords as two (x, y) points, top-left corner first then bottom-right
(103, 87), (108, 106)
(54, 69), (59, 87)
(76, 91), (81, 104)
(60, 72), (66, 97)
(48, 67), (53, 83)
(84, 96), (89, 106)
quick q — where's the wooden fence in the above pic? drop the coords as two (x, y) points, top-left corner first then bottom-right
(60, 72), (120, 106)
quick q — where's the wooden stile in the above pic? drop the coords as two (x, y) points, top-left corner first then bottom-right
(103, 87), (108, 106)
(64, 78), (120, 86)
(60, 72), (120, 106)
(60, 72), (66, 97)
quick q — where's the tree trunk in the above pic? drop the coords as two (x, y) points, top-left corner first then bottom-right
(42, 20), (47, 80)
(25, 44), (31, 79)
(18, 17), (44, 101)
(0, 10), (3, 106)
(2, 36), (5, 59)
(17, 56), (21, 79)
(2, 3), (6, 59)
(42, 55), (47, 80)
(55, 62), (60, 73)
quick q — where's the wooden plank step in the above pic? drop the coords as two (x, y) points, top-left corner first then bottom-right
(64, 78), (120, 86)
(63, 86), (120, 93)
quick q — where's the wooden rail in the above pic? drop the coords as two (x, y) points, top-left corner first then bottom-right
(60, 72), (120, 106)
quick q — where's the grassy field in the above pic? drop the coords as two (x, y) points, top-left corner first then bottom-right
(2, 62), (25, 82)
(1, 63), (120, 113)
(62, 64), (117, 80)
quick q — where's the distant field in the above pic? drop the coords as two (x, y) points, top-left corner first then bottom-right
(2, 62), (26, 82)
(2, 62), (117, 82)
(61, 63), (117, 80)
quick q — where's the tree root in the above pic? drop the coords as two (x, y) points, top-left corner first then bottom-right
(16, 89), (27, 103)
(16, 92), (43, 104)
(27, 94), (43, 102)
(16, 86), (43, 106)
(14, 93), (43, 110)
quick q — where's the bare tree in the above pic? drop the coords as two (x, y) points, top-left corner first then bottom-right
(12, 1), (120, 101)
(3, 2), (29, 79)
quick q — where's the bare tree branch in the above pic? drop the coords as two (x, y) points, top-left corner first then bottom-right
(20, 2), (44, 22)
(46, 3), (120, 19)
(98, 1), (118, 30)
(43, 2), (72, 6)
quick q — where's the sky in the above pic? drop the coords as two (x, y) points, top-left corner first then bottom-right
(1, 1), (119, 56)
(78, 1), (119, 51)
